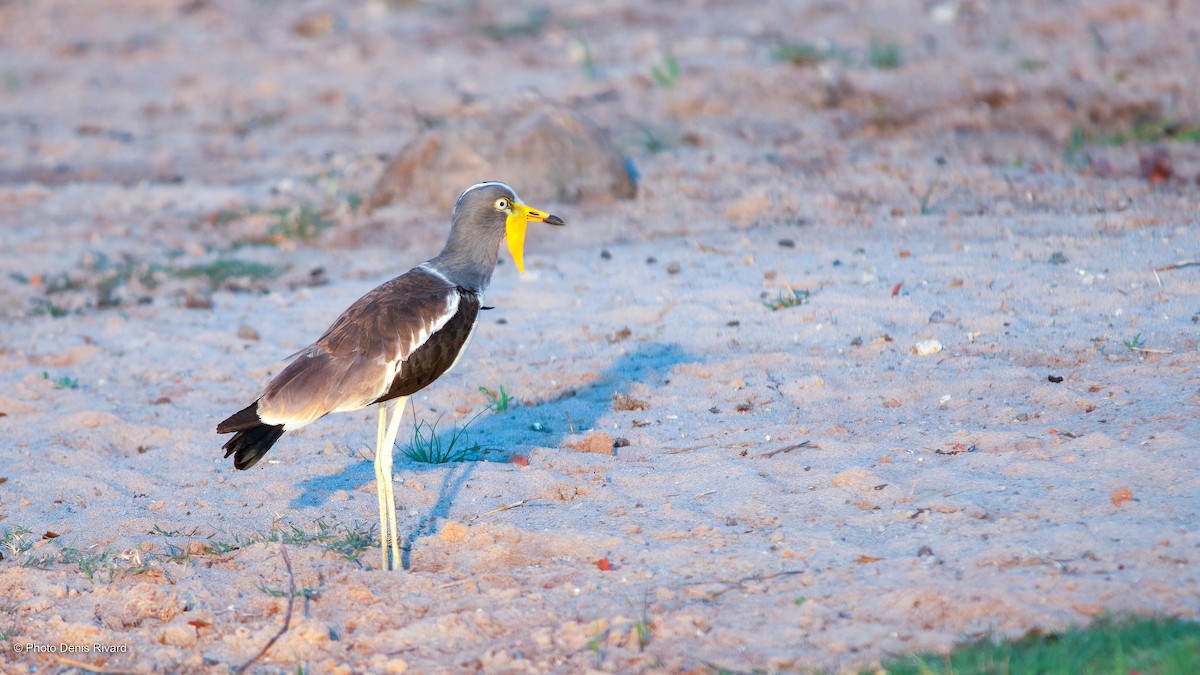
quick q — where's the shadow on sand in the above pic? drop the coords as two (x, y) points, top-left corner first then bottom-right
(289, 342), (691, 569)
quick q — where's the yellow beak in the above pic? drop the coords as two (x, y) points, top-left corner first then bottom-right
(505, 202), (566, 274)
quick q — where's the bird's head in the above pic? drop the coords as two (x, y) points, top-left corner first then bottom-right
(451, 182), (566, 274)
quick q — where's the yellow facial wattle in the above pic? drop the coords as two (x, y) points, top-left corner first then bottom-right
(504, 202), (564, 275)
(505, 208), (528, 274)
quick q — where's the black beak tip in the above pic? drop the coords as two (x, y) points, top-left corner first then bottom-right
(545, 214), (566, 226)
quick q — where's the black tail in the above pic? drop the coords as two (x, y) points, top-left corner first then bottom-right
(217, 401), (285, 470)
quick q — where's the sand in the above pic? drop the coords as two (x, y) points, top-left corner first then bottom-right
(1, 0), (1198, 672)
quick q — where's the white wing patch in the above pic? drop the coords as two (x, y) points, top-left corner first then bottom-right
(259, 275), (462, 428)
(333, 288), (460, 415)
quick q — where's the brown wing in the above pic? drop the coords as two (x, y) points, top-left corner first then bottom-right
(255, 266), (458, 429)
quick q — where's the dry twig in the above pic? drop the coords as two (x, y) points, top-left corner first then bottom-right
(685, 569), (806, 599)
(1153, 260), (1200, 272)
(467, 498), (535, 522)
(762, 440), (816, 458)
(236, 543), (295, 674)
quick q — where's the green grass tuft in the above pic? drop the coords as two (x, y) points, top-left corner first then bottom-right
(764, 288), (809, 311)
(773, 41), (825, 67)
(868, 37), (902, 69)
(403, 413), (481, 464)
(479, 385), (514, 414)
(43, 371), (80, 389)
(650, 55), (680, 88)
(1123, 332), (1145, 350)
(481, 8), (549, 41)
(169, 259), (279, 285)
(269, 204), (334, 240)
(876, 616), (1200, 675)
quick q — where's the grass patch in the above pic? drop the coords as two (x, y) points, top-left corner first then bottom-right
(481, 8), (549, 41)
(43, 371), (79, 390)
(764, 287), (809, 311)
(189, 520), (375, 561)
(1062, 114), (1200, 166)
(650, 55), (680, 88)
(574, 37), (599, 80)
(637, 125), (669, 154)
(479, 385), (514, 414)
(877, 616), (1200, 675)
(1, 525), (34, 558)
(169, 259), (278, 285)
(867, 37), (902, 69)
(404, 412), (482, 464)
(5, 528), (154, 582)
(269, 204), (334, 241)
(259, 582), (321, 600)
(773, 41), (825, 67)
(1101, 116), (1200, 145)
(1123, 332), (1145, 350)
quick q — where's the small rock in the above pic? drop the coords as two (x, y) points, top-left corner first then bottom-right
(563, 431), (615, 455)
(927, 310), (945, 323)
(612, 393), (649, 411)
(437, 521), (468, 543)
(613, 437), (630, 448)
(237, 323), (260, 341)
(607, 326), (631, 343)
(184, 293), (212, 310)
(600, 249), (612, 260)
(665, 261), (681, 275)
(1139, 146), (1172, 183)
(1048, 251), (1068, 265)
(778, 238), (795, 248)
(911, 339), (942, 356)
(292, 11), (334, 38)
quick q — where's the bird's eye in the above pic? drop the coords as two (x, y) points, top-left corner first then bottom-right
(493, 198), (509, 211)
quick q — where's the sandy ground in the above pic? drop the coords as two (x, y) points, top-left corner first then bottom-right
(1, 0), (1199, 672)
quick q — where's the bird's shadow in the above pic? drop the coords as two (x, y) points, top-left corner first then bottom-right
(290, 342), (691, 569)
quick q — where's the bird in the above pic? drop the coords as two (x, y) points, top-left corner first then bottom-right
(217, 181), (565, 570)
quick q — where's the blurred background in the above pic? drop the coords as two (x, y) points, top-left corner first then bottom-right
(1, 0), (1197, 315)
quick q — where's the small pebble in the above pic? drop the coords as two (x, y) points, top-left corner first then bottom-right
(1048, 375), (1064, 383)
(646, 256), (657, 264)
(928, 310), (945, 323)
(778, 239), (795, 248)
(600, 249), (612, 260)
(911, 338), (942, 356)
(1049, 251), (1068, 264)
(666, 261), (681, 275)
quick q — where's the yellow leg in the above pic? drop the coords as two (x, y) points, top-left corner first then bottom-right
(379, 396), (408, 571)
(374, 404), (389, 570)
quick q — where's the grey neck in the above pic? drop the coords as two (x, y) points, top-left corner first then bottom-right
(427, 229), (501, 293)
